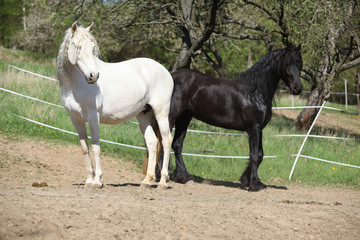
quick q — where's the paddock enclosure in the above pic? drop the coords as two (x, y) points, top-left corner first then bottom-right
(0, 135), (360, 240)
(1, 44), (360, 239)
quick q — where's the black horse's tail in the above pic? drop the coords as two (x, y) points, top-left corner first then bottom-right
(142, 118), (163, 175)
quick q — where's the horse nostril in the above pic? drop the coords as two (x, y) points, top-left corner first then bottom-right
(293, 86), (302, 94)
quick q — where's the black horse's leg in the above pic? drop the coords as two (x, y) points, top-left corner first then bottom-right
(171, 112), (194, 184)
(155, 150), (164, 182)
(240, 129), (266, 191)
(239, 165), (250, 189)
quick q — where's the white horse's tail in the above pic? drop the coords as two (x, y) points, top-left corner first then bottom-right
(142, 119), (163, 175)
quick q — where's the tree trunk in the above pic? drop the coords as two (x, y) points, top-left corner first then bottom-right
(171, 45), (193, 71)
(294, 87), (327, 130)
(169, 0), (221, 72)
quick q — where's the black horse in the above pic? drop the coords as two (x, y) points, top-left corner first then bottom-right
(162, 44), (302, 191)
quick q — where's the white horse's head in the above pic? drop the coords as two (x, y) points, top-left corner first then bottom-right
(67, 22), (100, 84)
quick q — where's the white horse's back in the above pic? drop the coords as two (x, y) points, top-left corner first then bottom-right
(98, 58), (173, 122)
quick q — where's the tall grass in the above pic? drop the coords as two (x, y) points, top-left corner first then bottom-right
(0, 47), (359, 188)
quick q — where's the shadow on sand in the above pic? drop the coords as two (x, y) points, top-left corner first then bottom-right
(190, 175), (288, 191)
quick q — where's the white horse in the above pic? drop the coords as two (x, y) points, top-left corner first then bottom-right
(56, 22), (173, 189)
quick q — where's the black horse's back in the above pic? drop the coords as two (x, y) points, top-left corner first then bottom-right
(171, 69), (249, 130)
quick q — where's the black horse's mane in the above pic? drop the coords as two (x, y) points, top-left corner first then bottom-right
(234, 46), (298, 104)
(237, 48), (283, 84)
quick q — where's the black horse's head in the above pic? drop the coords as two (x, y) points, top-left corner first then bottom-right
(279, 44), (303, 95)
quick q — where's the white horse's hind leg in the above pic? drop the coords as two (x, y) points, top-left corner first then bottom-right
(155, 113), (173, 189)
(137, 113), (158, 188)
(70, 116), (95, 187)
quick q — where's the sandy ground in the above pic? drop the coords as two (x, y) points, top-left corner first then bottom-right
(0, 134), (360, 240)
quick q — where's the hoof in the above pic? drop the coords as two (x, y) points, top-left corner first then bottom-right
(85, 182), (93, 188)
(140, 183), (151, 189)
(171, 171), (194, 184)
(92, 183), (103, 189)
(158, 183), (169, 190)
(239, 176), (250, 189)
(185, 180), (195, 186)
(239, 182), (249, 190)
(248, 182), (267, 192)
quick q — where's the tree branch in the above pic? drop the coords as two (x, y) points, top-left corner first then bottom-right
(243, 0), (277, 22)
(339, 57), (360, 72)
(221, 16), (268, 33)
(213, 31), (264, 41)
(108, 0), (129, 15)
(192, 0), (221, 49)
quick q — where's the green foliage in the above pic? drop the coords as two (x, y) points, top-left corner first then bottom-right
(0, 0), (24, 47)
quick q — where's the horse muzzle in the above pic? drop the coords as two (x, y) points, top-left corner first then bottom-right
(290, 85), (302, 95)
(86, 72), (100, 84)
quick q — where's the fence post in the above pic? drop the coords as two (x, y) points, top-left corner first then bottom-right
(344, 79), (348, 111)
(289, 101), (327, 180)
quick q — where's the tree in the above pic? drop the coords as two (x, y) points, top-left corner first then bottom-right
(19, 1), (57, 54)
(164, 0), (225, 71)
(292, 0), (359, 129)
(239, 0), (360, 130)
(105, 0), (228, 72)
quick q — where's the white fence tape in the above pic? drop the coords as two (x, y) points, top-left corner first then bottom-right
(0, 86), (358, 141)
(1, 108), (360, 169)
(298, 154), (360, 169)
(0, 108), (146, 151)
(8, 64), (58, 82)
(0, 87), (63, 108)
(7, 63), (359, 114)
(273, 105), (359, 114)
(130, 118), (356, 140)
(0, 107), (291, 159)
(0, 108), (256, 158)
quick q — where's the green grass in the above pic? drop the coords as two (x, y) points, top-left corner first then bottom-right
(0, 47), (359, 188)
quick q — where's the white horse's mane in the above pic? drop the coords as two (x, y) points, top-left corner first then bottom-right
(56, 25), (100, 86)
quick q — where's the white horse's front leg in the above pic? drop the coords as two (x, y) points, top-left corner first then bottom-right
(70, 116), (95, 187)
(91, 144), (102, 188)
(80, 139), (95, 187)
(88, 111), (103, 188)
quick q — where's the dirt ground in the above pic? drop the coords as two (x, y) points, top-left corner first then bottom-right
(0, 134), (359, 240)
(273, 109), (360, 136)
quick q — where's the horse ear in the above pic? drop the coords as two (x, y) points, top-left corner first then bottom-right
(71, 21), (78, 34)
(86, 22), (94, 32)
